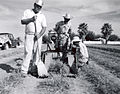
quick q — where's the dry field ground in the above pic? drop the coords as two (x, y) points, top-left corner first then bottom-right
(0, 44), (120, 94)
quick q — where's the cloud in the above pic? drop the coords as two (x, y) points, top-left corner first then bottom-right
(0, 0), (120, 38)
(0, 5), (12, 16)
(44, 0), (120, 17)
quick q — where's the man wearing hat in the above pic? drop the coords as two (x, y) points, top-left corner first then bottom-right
(70, 35), (89, 74)
(54, 13), (72, 60)
(21, 0), (48, 77)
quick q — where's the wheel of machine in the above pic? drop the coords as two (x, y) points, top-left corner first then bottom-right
(14, 45), (17, 48)
(4, 43), (9, 50)
(2, 43), (9, 50)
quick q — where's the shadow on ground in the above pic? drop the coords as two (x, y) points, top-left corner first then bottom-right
(0, 64), (15, 73)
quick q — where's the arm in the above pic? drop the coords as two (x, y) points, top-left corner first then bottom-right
(34, 14), (47, 40)
(54, 21), (61, 32)
(21, 16), (36, 25)
(37, 15), (47, 39)
(34, 27), (46, 41)
(68, 28), (72, 35)
(37, 27), (46, 39)
(54, 24), (59, 32)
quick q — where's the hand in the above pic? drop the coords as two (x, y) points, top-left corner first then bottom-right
(31, 16), (37, 22)
(34, 35), (38, 41)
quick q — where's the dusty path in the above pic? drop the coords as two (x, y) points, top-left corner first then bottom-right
(8, 73), (96, 94)
(0, 47), (97, 94)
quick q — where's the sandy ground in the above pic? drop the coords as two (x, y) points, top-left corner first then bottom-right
(0, 44), (120, 94)
(0, 46), (96, 94)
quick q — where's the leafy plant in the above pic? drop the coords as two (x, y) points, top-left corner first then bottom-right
(101, 23), (113, 44)
(85, 31), (96, 41)
(108, 34), (119, 41)
(77, 23), (89, 41)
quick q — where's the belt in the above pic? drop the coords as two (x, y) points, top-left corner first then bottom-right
(25, 32), (35, 35)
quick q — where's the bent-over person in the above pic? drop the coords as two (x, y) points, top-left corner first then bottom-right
(70, 36), (89, 74)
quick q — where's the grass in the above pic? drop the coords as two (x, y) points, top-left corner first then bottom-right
(80, 44), (120, 94)
(0, 72), (23, 94)
(81, 62), (120, 94)
(88, 47), (120, 78)
(87, 44), (120, 53)
(37, 74), (70, 94)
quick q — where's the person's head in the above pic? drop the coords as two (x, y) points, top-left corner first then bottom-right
(33, 0), (43, 14)
(72, 36), (82, 46)
(63, 13), (71, 23)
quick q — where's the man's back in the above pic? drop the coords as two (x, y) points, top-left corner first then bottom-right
(77, 42), (89, 63)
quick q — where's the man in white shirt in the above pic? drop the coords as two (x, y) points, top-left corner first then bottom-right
(21, 0), (48, 77)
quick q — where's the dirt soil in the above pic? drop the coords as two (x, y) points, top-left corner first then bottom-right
(0, 45), (120, 94)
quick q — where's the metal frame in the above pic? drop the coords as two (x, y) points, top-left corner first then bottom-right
(41, 31), (81, 75)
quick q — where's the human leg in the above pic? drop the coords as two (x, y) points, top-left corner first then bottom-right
(21, 35), (34, 74)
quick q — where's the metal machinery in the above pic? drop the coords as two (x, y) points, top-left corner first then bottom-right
(41, 30), (80, 75)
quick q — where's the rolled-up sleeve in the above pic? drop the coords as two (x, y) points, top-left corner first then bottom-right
(22, 9), (29, 20)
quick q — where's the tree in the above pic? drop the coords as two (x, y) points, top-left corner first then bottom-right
(85, 31), (96, 41)
(108, 34), (119, 41)
(95, 34), (102, 39)
(77, 23), (88, 41)
(101, 23), (113, 44)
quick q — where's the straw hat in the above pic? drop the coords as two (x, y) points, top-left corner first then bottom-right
(72, 36), (82, 42)
(63, 13), (72, 19)
(35, 0), (43, 6)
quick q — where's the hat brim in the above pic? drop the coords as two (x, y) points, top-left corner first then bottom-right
(63, 15), (73, 19)
(73, 40), (80, 42)
(63, 16), (71, 19)
(72, 39), (82, 43)
(36, 3), (43, 6)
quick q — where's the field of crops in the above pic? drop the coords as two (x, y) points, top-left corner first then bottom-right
(81, 44), (120, 94)
(1, 44), (120, 94)
(41, 44), (120, 94)
(87, 44), (120, 53)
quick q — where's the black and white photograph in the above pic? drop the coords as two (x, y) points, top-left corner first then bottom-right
(0, 0), (120, 94)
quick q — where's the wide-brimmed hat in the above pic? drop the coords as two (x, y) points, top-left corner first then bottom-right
(63, 13), (72, 19)
(72, 36), (82, 43)
(35, 0), (43, 6)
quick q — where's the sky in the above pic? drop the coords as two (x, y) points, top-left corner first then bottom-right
(0, 0), (120, 40)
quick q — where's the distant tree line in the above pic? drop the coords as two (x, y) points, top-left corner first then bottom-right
(42, 23), (120, 44)
(77, 23), (120, 44)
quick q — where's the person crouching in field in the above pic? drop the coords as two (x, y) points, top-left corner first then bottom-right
(70, 35), (89, 74)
